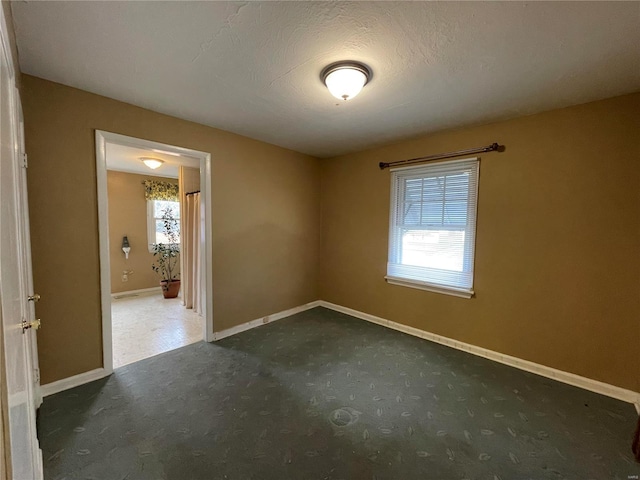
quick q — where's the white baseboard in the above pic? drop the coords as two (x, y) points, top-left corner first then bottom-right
(318, 301), (640, 412)
(40, 368), (110, 398)
(111, 286), (162, 299)
(212, 300), (322, 341)
(38, 301), (322, 397)
(40, 300), (640, 414)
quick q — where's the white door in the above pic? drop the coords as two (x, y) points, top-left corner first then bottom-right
(15, 85), (42, 410)
(0, 10), (43, 479)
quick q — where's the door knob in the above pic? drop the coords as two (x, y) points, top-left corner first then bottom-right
(21, 319), (41, 333)
(27, 294), (41, 302)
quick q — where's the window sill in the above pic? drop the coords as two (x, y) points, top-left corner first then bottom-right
(384, 276), (474, 299)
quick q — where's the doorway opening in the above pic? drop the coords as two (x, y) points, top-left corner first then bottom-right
(95, 131), (213, 373)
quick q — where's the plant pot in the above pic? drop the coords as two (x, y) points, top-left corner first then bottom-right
(160, 279), (180, 299)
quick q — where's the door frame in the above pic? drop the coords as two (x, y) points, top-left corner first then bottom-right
(0, 4), (43, 477)
(95, 130), (213, 375)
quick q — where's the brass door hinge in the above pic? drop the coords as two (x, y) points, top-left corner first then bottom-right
(21, 319), (41, 333)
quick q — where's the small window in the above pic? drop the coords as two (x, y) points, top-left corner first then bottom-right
(147, 200), (180, 252)
(386, 157), (479, 298)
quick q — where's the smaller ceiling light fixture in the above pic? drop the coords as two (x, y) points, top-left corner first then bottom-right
(321, 61), (372, 101)
(140, 157), (164, 170)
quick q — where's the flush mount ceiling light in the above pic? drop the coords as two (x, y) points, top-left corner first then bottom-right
(140, 157), (164, 170)
(321, 61), (372, 101)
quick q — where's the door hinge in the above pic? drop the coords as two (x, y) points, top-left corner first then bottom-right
(33, 368), (40, 383)
(21, 152), (28, 168)
(21, 318), (41, 332)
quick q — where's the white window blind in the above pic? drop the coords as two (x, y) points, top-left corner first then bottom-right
(386, 157), (479, 297)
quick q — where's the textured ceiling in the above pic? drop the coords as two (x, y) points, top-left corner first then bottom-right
(106, 144), (199, 179)
(11, 1), (640, 158)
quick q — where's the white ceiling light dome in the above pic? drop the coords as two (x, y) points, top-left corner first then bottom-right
(321, 61), (372, 101)
(140, 157), (164, 170)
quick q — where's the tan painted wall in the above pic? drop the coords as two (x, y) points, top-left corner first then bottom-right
(107, 171), (179, 294)
(181, 166), (200, 193)
(23, 75), (320, 384)
(319, 93), (640, 392)
(22, 70), (639, 393)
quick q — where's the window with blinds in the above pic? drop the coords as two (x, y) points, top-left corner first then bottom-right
(386, 157), (479, 298)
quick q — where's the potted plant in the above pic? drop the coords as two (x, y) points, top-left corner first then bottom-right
(151, 206), (181, 298)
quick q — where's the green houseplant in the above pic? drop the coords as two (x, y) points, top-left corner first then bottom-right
(151, 206), (181, 298)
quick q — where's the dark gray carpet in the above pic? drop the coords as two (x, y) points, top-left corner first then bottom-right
(39, 307), (639, 480)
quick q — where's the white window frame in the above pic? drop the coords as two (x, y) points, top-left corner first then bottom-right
(147, 199), (180, 253)
(386, 157), (479, 298)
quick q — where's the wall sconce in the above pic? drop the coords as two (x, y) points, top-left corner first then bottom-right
(122, 236), (131, 259)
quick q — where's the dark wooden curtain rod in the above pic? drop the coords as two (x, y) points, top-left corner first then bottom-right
(379, 142), (504, 170)
(185, 190), (200, 196)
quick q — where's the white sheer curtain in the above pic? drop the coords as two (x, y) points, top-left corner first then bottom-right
(182, 192), (202, 312)
(179, 166), (202, 313)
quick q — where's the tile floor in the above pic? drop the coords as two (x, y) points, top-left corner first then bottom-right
(111, 292), (202, 368)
